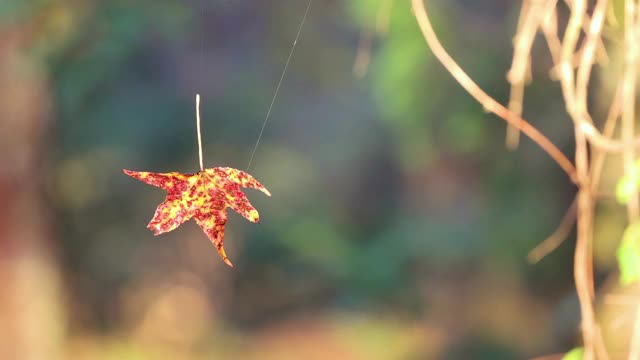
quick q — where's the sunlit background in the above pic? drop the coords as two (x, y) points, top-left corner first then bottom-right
(0, 0), (630, 359)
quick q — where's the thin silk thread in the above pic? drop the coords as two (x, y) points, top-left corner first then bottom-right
(246, 0), (313, 171)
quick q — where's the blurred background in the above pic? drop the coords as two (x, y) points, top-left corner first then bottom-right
(0, 0), (625, 359)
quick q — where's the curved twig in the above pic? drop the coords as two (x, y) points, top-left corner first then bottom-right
(410, 0), (578, 184)
(528, 197), (577, 263)
(580, 122), (640, 152)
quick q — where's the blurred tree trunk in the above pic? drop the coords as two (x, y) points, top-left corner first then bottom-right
(0, 25), (64, 360)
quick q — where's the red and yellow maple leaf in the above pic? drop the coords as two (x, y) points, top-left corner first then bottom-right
(123, 167), (271, 267)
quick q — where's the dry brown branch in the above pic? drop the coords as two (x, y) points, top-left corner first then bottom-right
(563, 0), (610, 61)
(558, 4), (598, 357)
(528, 197), (577, 263)
(410, 0), (579, 184)
(528, 82), (619, 267)
(542, 7), (563, 66)
(549, 0), (640, 155)
(575, 0), (608, 118)
(528, 76), (620, 263)
(508, 0), (534, 85)
(506, 0), (542, 149)
(630, 305), (640, 359)
(595, 325), (611, 360)
(559, 0), (585, 109)
(580, 122), (640, 151)
(523, 0), (597, 269)
(506, 72), (527, 149)
(622, 0), (639, 222)
(506, 0), (561, 150)
(410, 1), (640, 357)
(575, 126), (597, 360)
(557, 0), (640, 153)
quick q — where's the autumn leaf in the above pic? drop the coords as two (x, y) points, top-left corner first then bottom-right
(123, 167), (271, 267)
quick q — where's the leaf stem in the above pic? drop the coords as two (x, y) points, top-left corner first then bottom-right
(196, 93), (204, 171)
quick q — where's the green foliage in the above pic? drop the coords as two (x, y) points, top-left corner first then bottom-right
(348, 0), (436, 166)
(617, 222), (640, 285)
(617, 175), (636, 204)
(345, 0), (384, 25)
(562, 347), (584, 360)
(616, 159), (640, 204)
(615, 161), (640, 285)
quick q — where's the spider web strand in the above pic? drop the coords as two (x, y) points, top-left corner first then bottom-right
(246, 0), (313, 171)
